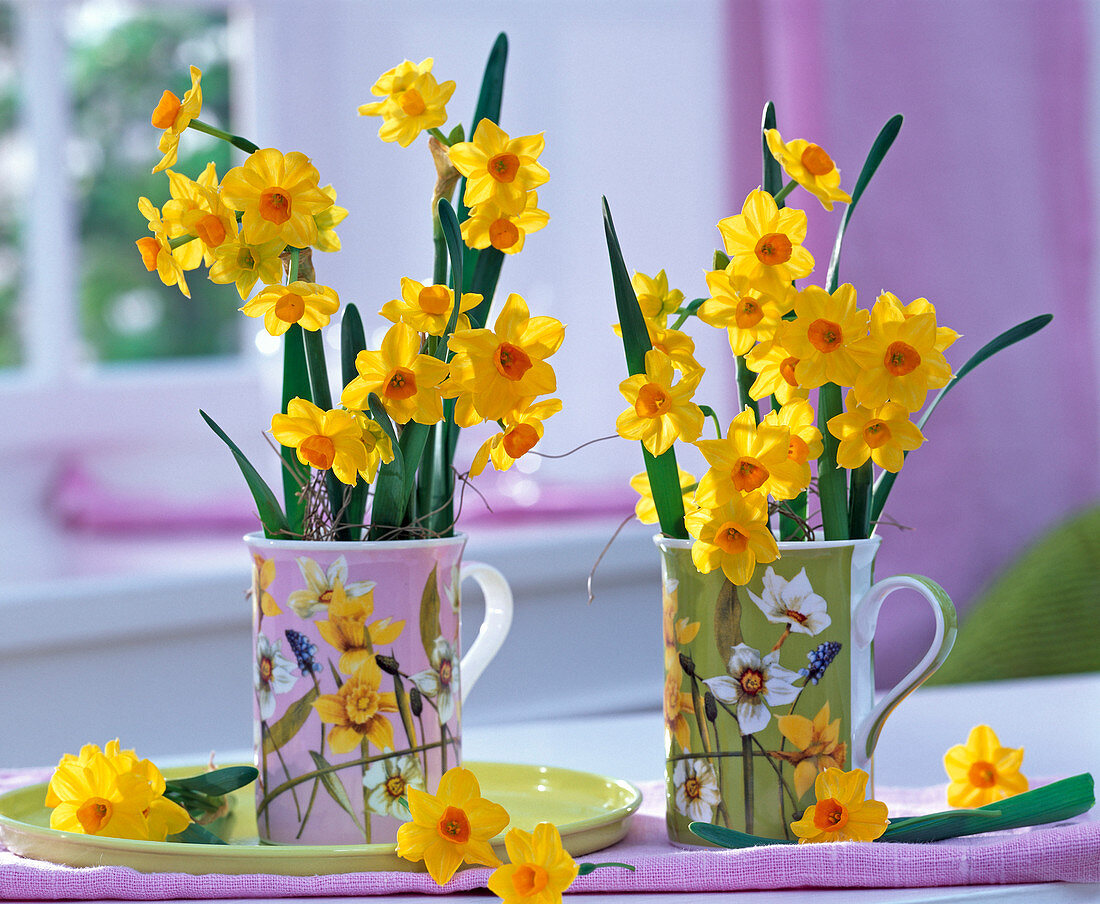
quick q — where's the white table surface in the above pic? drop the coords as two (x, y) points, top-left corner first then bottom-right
(47, 673), (1100, 904)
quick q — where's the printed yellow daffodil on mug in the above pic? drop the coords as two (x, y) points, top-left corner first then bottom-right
(396, 766), (509, 885)
(789, 767), (888, 843)
(487, 822), (579, 904)
(944, 725), (1028, 808)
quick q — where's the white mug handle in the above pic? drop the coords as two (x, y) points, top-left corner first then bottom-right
(852, 574), (957, 765)
(459, 561), (514, 702)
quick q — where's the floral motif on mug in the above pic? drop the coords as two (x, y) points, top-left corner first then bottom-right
(746, 566), (831, 635)
(315, 579), (406, 673)
(288, 555), (377, 618)
(703, 644), (800, 736)
(673, 758), (720, 822)
(255, 633), (298, 720)
(412, 636), (460, 724)
(363, 753), (426, 817)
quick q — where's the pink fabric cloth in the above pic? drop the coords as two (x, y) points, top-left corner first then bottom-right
(0, 769), (1096, 898)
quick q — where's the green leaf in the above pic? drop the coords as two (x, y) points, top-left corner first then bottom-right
(446, 123), (465, 145)
(436, 199), (466, 354)
(816, 382), (849, 540)
(761, 101), (783, 202)
(340, 303), (366, 388)
(466, 246), (504, 319)
(689, 820), (795, 848)
(418, 564), (443, 659)
(367, 394), (407, 539)
(262, 686), (319, 754)
(166, 766), (258, 797)
(847, 460), (873, 540)
(577, 862), (636, 876)
(302, 328), (333, 414)
(167, 822), (229, 845)
(826, 114), (903, 292)
(713, 579), (743, 656)
(871, 313), (1053, 523)
(309, 750), (361, 827)
(280, 324), (310, 535)
(200, 410), (289, 539)
(458, 33), (508, 226)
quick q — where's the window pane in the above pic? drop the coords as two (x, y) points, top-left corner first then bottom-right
(68, 2), (238, 362)
(0, 3), (22, 368)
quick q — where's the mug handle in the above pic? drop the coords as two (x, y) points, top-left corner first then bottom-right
(458, 561), (514, 702)
(852, 574), (957, 766)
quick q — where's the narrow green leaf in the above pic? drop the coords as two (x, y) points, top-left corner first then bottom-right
(816, 382), (848, 539)
(577, 862), (636, 876)
(458, 33), (508, 225)
(341, 303), (366, 388)
(826, 114), (903, 292)
(200, 410), (289, 538)
(302, 328), (333, 412)
(166, 766), (258, 797)
(280, 324), (310, 534)
(761, 101), (783, 202)
(262, 686), (319, 754)
(690, 820), (794, 848)
(604, 196), (687, 537)
(466, 246), (504, 318)
(446, 123), (465, 145)
(437, 199), (466, 353)
(735, 355), (759, 421)
(309, 750), (360, 825)
(367, 394), (408, 539)
(168, 822), (229, 845)
(871, 314), (1053, 523)
(418, 564), (443, 660)
(847, 460), (873, 539)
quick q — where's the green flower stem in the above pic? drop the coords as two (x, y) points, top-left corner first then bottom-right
(687, 674), (712, 756)
(816, 381), (848, 539)
(432, 210), (448, 287)
(187, 118), (259, 155)
(262, 722), (302, 821)
(735, 355), (759, 421)
(779, 490), (808, 541)
(427, 127), (449, 145)
(750, 731), (800, 811)
(361, 738), (372, 843)
(771, 180), (797, 205)
(847, 460), (873, 539)
(741, 735), (754, 834)
(708, 710), (731, 829)
(295, 673), (325, 839)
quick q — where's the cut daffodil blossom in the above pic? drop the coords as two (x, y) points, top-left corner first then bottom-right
(630, 467), (697, 525)
(695, 407), (808, 506)
(778, 283), (869, 389)
(616, 349), (704, 457)
(151, 65), (202, 174)
(312, 657), (399, 754)
(764, 128), (852, 212)
(358, 58), (456, 148)
(848, 294), (953, 411)
(162, 164), (234, 269)
(135, 198), (191, 298)
(944, 724), (1028, 808)
(469, 398), (562, 477)
(684, 491), (778, 586)
(208, 237), (285, 300)
(827, 393), (924, 472)
(448, 119), (549, 214)
(789, 767), (888, 843)
(240, 281), (341, 337)
(271, 398), (370, 486)
(762, 398), (824, 467)
(888, 291), (960, 353)
(353, 412), (396, 483)
(396, 766), (509, 885)
(487, 822), (579, 904)
(380, 277), (483, 337)
(462, 192), (550, 254)
(341, 322), (451, 425)
(219, 148), (332, 248)
(717, 188), (814, 296)
(612, 321), (701, 374)
(313, 185), (349, 253)
(631, 269), (684, 327)
(744, 337), (808, 405)
(697, 269), (794, 356)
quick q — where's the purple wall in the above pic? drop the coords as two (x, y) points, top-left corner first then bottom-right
(725, 0), (1100, 686)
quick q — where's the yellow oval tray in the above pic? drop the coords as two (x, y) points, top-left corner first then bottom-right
(0, 761), (641, 876)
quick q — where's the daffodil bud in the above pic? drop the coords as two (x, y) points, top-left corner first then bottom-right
(376, 654), (401, 676)
(678, 652), (695, 677)
(409, 684), (423, 717)
(429, 136), (461, 210)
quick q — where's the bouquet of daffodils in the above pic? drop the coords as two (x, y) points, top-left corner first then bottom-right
(137, 35), (563, 542)
(607, 104), (1049, 584)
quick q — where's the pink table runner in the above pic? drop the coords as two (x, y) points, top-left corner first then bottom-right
(0, 768), (1096, 898)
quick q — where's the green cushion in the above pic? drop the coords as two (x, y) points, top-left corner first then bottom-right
(929, 503), (1100, 684)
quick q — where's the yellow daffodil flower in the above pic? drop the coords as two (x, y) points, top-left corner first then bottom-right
(448, 119), (549, 215)
(353, 412), (396, 483)
(765, 129), (852, 212)
(827, 393), (924, 472)
(612, 322), (702, 374)
(220, 148), (332, 247)
(848, 294), (953, 411)
(717, 189), (814, 296)
(698, 268), (794, 356)
(630, 467), (697, 525)
(616, 349), (704, 457)
(208, 237), (286, 300)
(251, 553), (280, 616)
(773, 703), (848, 799)
(664, 656), (696, 751)
(469, 398), (562, 477)
(47, 741), (190, 841)
(462, 191), (550, 255)
(790, 767), (888, 843)
(136, 197), (191, 298)
(151, 65), (202, 173)
(341, 322), (450, 425)
(762, 399), (824, 467)
(685, 491), (779, 586)
(446, 293), (565, 422)
(358, 58), (456, 148)
(632, 269), (684, 327)
(887, 292), (960, 353)
(380, 277), (483, 337)
(162, 164), (236, 268)
(778, 283), (869, 389)
(745, 337), (808, 405)
(944, 725), (1028, 808)
(313, 185), (348, 253)
(270, 398), (369, 486)
(312, 658), (399, 754)
(396, 766), (509, 885)
(487, 822), (579, 904)
(316, 580), (405, 675)
(695, 407), (808, 505)
(240, 281), (341, 337)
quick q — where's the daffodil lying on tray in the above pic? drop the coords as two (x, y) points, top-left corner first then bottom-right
(45, 739), (258, 844)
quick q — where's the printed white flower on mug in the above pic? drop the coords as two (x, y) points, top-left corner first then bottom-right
(254, 633), (298, 720)
(747, 566), (831, 635)
(363, 753), (425, 817)
(704, 643), (800, 735)
(411, 636), (459, 723)
(673, 758), (721, 821)
(288, 555), (377, 618)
